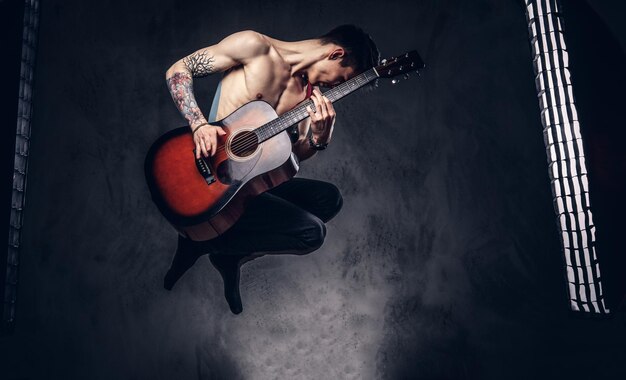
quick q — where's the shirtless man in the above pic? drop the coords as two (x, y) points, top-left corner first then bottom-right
(163, 25), (379, 314)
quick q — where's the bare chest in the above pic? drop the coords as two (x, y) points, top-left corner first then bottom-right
(215, 53), (307, 120)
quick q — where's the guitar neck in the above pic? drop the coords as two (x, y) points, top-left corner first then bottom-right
(255, 68), (380, 142)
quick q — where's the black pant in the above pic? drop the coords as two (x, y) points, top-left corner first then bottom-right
(207, 177), (343, 256)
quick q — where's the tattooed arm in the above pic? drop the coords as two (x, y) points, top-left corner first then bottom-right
(166, 31), (270, 158)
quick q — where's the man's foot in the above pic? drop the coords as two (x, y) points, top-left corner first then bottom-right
(209, 254), (246, 315)
(163, 235), (214, 291)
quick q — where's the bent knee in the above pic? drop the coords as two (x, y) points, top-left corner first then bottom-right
(321, 184), (344, 222)
(297, 217), (327, 254)
(328, 183), (343, 212)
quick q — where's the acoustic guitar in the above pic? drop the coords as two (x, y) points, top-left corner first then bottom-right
(145, 51), (425, 241)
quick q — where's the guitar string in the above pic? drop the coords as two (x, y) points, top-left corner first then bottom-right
(204, 102), (338, 156)
(199, 105), (308, 156)
(197, 71), (374, 157)
(205, 115), (293, 156)
(201, 78), (360, 155)
(198, 100), (310, 156)
(220, 103), (312, 154)
(224, 96), (321, 153)
(211, 84), (345, 154)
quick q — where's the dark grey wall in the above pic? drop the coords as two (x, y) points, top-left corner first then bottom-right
(1, 0), (626, 379)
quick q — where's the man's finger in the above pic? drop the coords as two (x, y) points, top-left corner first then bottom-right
(306, 105), (317, 120)
(323, 96), (334, 112)
(311, 95), (320, 113)
(210, 134), (217, 156)
(316, 95), (329, 119)
(310, 103), (321, 122)
(314, 91), (325, 108)
(323, 97), (336, 123)
(319, 98), (329, 121)
(327, 105), (336, 119)
(200, 138), (209, 158)
(204, 135), (214, 157)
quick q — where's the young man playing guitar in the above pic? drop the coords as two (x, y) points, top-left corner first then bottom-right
(163, 25), (380, 314)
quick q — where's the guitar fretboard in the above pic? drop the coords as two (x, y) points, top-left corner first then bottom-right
(255, 68), (379, 142)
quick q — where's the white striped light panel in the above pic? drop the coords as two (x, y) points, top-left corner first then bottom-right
(4, 0), (40, 328)
(524, 0), (609, 313)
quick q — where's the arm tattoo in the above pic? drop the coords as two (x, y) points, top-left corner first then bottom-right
(166, 71), (205, 127)
(182, 51), (215, 78)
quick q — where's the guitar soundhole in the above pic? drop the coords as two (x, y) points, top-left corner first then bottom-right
(230, 131), (259, 158)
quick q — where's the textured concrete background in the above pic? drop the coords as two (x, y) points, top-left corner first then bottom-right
(1, 0), (626, 379)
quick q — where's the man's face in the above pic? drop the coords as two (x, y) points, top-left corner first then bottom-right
(308, 58), (356, 89)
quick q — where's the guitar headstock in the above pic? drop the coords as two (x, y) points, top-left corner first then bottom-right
(374, 51), (425, 83)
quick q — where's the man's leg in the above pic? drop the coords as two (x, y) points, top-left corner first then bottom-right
(209, 189), (329, 256)
(267, 177), (343, 223)
(205, 178), (343, 313)
(164, 187), (329, 314)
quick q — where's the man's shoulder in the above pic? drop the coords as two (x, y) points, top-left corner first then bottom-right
(223, 30), (271, 57)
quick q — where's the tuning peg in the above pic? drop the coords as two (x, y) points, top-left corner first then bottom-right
(381, 58), (387, 65)
(403, 73), (410, 80)
(391, 78), (400, 84)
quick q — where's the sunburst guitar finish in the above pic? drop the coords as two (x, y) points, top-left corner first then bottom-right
(145, 101), (298, 241)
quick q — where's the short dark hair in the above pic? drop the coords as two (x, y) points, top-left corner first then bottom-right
(319, 25), (380, 73)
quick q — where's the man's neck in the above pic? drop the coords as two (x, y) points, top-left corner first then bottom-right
(265, 37), (329, 77)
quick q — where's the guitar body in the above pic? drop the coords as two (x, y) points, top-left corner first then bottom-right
(144, 100), (299, 241)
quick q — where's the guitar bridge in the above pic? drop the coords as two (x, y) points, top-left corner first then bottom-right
(194, 150), (216, 185)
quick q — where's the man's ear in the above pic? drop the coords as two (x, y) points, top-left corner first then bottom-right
(329, 47), (345, 60)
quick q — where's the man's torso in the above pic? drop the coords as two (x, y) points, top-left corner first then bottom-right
(213, 35), (308, 120)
